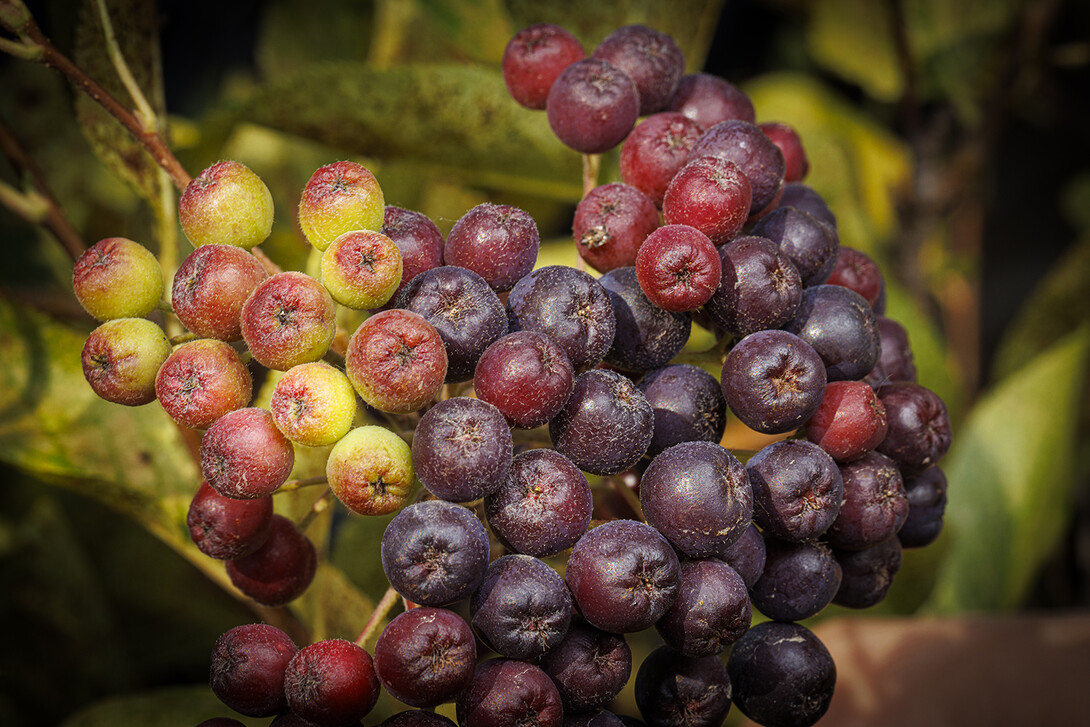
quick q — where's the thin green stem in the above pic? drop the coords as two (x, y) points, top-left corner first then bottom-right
(582, 153), (600, 198)
(168, 331), (198, 346)
(296, 487), (334, 531)
(94, 0), (156, 132)
(276, 475), (330, 494)
(355, 585), (401, 648)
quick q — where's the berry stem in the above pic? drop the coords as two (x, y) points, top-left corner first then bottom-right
(295, 487), (334, 531)
(276, 475), (330, 493)
(0, 116), (85, 260)
(355, 584), (400, 648)
(581, 153), (600, 198)
(168, 331), (198, 346)
(0, 1), (192, 191)
(608, 474), (645, 521)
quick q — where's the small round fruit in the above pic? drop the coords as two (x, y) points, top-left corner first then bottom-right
(179, 160), (274, 249)
(209, 623), (297, 718)
(443, 203), (540, 293)
(327, 425), (414, 516)
(201, 407), (295, 500)
(298, 161), (385, 252)
(81, 317), (171, 406)
(320, 229), (403, 309)
(635, 224), (721, 312)
(171, 244), (268, 341)
(72, 237), (163, 321)
(155, 339), (253, 429)
(344, 309), (448, 414)
(503, 23), (586, 110)
(270, 362), (357, 447)
(187, 481), (273, 560)
(241, 271), (336, 371)
(374, 607), (476, 708)
(226, 515), (317, 606)
(546, 58), (640, 154)
(573, 183), (660, 274)
(284, 639), (381, 726)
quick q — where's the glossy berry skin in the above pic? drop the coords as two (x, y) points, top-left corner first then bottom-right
(600, 266), (691, 372)
(473, 330), (574, 429)
(201, 407), (295, 500)
(834, 536), (903, 609)
(541, 623), (632, 713)
(320, 229), (403, 310)
(81, 317), (171, 406)
(656, 558), (751, 657)
(412, 396), (513, 503)
(721, 329), (827, 435)
(760, 121), (809, 182)
(269, 361), (357, 447)
(753, 206), (840, 287)
(546, 58), (640, 154)
(209, 623), (296, 717)
(381, 500), (490, 607)
(565, 519), (680, 634)
(380, 713), (457, 727)
(635, 224), (721, 312)
(691, 119), (786, 217)
(746, 439), (843, 542)
(827, 246), (884, 309)
(72, 237), (163, 321)
(637, 363), (726, 457)
(327, 425), (415, 516)
(827, 451), (908, 551)
(619, 112), (703, 206)
(241, 272), (336, 371)
(872, 315), (918, 383)
(640, 441), (753, 557)
(898, 465), (948, 548)
(456, 658), (563, 727)
(171, 244), (268, 341)
(704, 235), (802, 337)
(785, 285), (880, 382)
(380, 206), (445, 304)
(283, 639), (380, 726)
(505, 264), (616, 372)
(470, 554), (573, 661)
(503, 23), (586, 110)
(155, 339), (253, 430)
(668, 72), (756, 129)
(727, 621), (836, 727)
(179, 160), (274, 249)
(572, 183), (660, 274)
(662, 155), (752, 245)
(373, 607), (476, 708)
(718, 522), (766, 588)
(876, 382), (952, 474)
(187, 480), (273, 560)
(444, 203), (540, 292)
(298, 161), (385, 252)
(226, 515), (317, 606)
(549, 369), (654, 476)
(806, 379), (888, 462)
(750, 536), (842, 621)
(345, 309), (448, 414)
(778, 182), (836, 228)
(395, 265), (507, 383)
(634, 646), (732, 727)
(592, 24), (685, 115)
(484, 448), (592, 557)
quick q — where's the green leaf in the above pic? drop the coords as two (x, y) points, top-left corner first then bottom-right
(72, 0), (169, 208)
(925, 326), (1090, 613)
(60, 685), (267, 727)
(806, 0), (904, 102)
(244, 63), (582, 200)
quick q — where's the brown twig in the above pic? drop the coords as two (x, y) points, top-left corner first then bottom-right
(0, 2), (191, 191)
(0, 117), (86, 260)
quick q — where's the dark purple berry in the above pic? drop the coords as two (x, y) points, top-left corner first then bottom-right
(637, 363), (726, 457)
(592, 24), (685, 115)
(898, 465), (948, 548)
(746, 439), (844, 542)
(704, 235), (802, 337)
(691, 119), (786, 216)
(717, 522), (766, 588)
(655, 558), (751, 657)
(373, 606), (476, 707)
(187, 480), (273, 560)
(209, 623), (297, 717)
(669, 73), (755, 129)
(834, 536), (903, 609)
(283, 639), (380, 726)
(785, 284), (880, 382)
(470, 554), (572, 661)
(226, 515), (316, 606)
(827, 451), (908, 551)
(541, 623), (632, 713)
(412, 396), (513, 503)
(876, 382), (952, 474)
(752, 206), (839, 287)
(635, 646), (732, 727)
(599, 266), (691, 372)
(750, 536), (842, 621)
(456, 658), (563, 727)
(444, 203), (539, 292)
(547, 58), (640, 154)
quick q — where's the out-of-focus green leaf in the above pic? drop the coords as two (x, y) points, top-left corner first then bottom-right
(256, 0), (373, 79)
(72, 0), (169, 210)
(60, 685), (266, 727)
(806, 0), (904, 102)
(243, 63), (582, 200)
(744, 72), (912, 254)
(506, 0), (726, 72)
(993, 235), (1090, 382)
(925, 326), (1090, 613)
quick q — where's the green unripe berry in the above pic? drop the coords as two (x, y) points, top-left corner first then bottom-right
(81, 318), (171, 406)
(72, 237), (163, 321)
(179, 160), (274, 249)
(270, 362), (357, 447)
(298, 161), (385, 252)
(326, 425), (415, 516)
(320, 230), (403, 309)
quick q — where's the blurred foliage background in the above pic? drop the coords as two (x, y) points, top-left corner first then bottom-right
(1, 0), (1088, 725)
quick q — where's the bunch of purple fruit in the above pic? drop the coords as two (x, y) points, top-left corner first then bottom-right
(74, 20), (952, 727)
